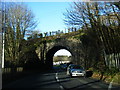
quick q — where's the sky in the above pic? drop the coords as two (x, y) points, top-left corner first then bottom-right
(25, 2), (71, 33)
(25, 2), (72, 56)
(54, 49), (72, 56)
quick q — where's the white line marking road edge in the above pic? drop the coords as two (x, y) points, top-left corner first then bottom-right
(108, 79), (114, 90)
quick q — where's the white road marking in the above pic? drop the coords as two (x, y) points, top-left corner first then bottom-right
(56, 73), (58, 76)
(60, 85), (64, 90)
(108, 79), (114, 90)
(56, 73), (59, 82)
(56, 76), (58, 80)
(55, 72), (64, 90)
(57, 79), (60, 82)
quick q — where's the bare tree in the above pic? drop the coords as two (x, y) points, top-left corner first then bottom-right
(2, 2), (38, 66)
(64, 1), (120, 79)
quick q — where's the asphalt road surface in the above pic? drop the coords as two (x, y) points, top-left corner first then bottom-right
(3, 68), (120, 90)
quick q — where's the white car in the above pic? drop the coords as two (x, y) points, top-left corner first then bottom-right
(67, 64), (86, 77)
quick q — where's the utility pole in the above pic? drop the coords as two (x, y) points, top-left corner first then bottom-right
(2, 2), (6, 68)
(2, 33), (4, 68)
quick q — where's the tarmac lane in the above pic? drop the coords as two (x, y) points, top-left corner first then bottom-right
(2, 70), (120, 90)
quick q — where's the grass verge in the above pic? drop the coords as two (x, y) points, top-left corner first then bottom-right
(91, 71), (120, 86)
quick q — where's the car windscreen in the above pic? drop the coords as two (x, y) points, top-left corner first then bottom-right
(72, 65), (83, 69)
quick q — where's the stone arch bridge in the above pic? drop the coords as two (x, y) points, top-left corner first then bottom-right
(34, 35), (84, 69)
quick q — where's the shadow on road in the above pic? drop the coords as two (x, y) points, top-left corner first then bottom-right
(67, 80), (100, 90)
(34, 79), (70, 88)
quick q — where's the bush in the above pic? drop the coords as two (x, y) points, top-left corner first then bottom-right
(105, 67), (119, 77)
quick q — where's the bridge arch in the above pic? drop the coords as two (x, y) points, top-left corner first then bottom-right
(45, 45), (74, 69)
